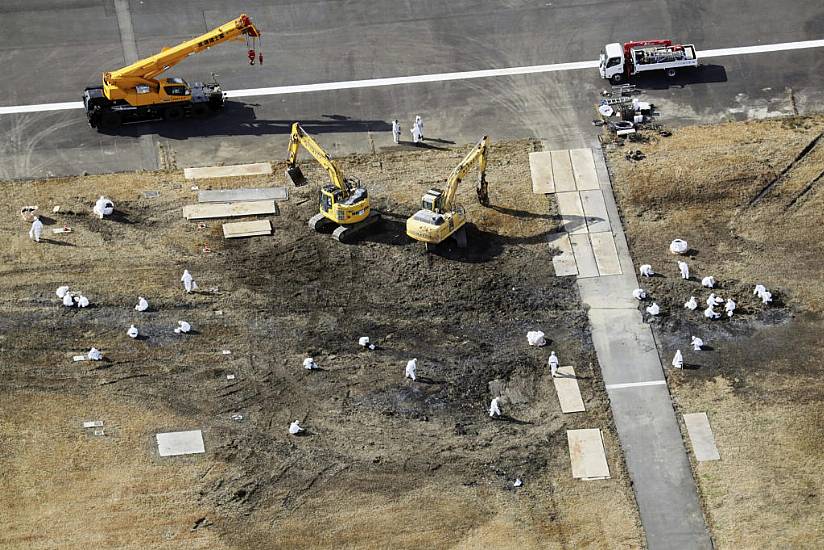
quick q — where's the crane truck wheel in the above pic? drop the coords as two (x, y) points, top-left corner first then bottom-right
(665, 68), (677, 78)
(99, 111), (122, 130)
(609, 74), (624, 85)
(163, 106), (184, 121)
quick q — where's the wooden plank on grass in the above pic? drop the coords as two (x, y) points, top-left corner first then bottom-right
(570, 148), (600, 191)
(683, 412), (721, 462)
(553, 366), (585, 413)
(529, 151), (555, 193)
(183, 200), (277, 220)
(547, 232), (577, 276)
(550, 150), (576, 192)
(184, 162), (272, 179)
(222, 220), (272, 239)
(198, 187), (288, 203)
(567, 428), (610, 480)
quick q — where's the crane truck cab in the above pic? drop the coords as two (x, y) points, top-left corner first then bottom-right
(600, 40), (698, 84)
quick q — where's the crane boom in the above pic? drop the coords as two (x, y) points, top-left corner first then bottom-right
(286, 122), (350, 194)
(442, 135), (489, 211)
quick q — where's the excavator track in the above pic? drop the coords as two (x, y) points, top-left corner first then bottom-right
(332, 211), (382, 244)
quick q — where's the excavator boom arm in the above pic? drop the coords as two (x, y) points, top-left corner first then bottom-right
(442, 136), (489, 211)
(105, 14), (260, 84)
(287, 123), (349, 192)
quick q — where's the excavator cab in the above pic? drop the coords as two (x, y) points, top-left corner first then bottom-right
(421, 189), (445, 212)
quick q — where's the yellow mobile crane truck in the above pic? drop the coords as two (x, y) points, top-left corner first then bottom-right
(406, 136), (490, 250)
(285, 122), (381, 243)
(83, 14), (261, 130)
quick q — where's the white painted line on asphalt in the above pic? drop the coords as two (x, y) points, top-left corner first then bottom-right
(1, 38), (823, 115)
(605, 380), (667, 390)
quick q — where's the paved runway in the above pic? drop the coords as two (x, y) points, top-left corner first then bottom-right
(0, 0), (823, 179)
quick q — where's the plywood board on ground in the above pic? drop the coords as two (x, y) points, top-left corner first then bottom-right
(570, 148), (600, 191)
(579, 189), (611, 233)
(198, 187), (288, 203)
(184, 162), (272, 179)
(567, 428), (611, 480)
(183, 200), (277, 220)
(555, 192), (587, 234)
(683, 412), (721, 462)
(569, 234), (599, 278)
(529, 151), (555, 193)
(553, 366), (585, 413)
(548, 232), (577, 276)
(590, 232), (622, 276)
(156, 430), (205, 457)
(223, 220), (272, 239)
(550, 150), (576, 192)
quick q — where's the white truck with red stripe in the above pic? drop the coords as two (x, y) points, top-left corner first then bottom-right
(599, 40), (698, 84)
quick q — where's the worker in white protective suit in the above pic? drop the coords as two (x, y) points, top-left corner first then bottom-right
(135, 297), (149, 312)
(358, 336), (375, 350)
(760, 291), (773, 304)
(303, 357), (318, 370)
(174, 320), (191, 334)
(707, 293), (724, 307)
(127, 325), (139, 338)
(639, 264), (655, 277)
(632, 288), (647, 300)
(753, 284), (766, 297)
(56, 286), (70, 298)
(489, 397), (502, 418)
(678, 261), (689, 280)
(405, 358), (417, 381)
(691, 336), (704, 351)
(415, 115), (424, 140)
(672, 349), (683, 369)
(62, 293), (74, 307)
(701, 276), (716, 288)
(684, 296), (698, 310)
(725, 298), (736, 317)
(29, 217), (43, 242)
(87, 347), (102, 360)
(704, 305), (721, 319)
(75, 295), (90, 308)
(410, 123), (422, 144)
(93, 196), (114, 219)
(646, 303), (660, 316)
(392, 120), (401, 144)
(289, 420), (304, 435)
(181, 269), (197, 293)
(548, 351), (559, 377)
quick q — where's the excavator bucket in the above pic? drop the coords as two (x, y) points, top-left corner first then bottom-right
(285, 166), (307, 186)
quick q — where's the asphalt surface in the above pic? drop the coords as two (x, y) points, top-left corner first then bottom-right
(0, 0), (823, 178)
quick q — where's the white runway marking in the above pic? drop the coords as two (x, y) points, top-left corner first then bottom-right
(1, 38), (823, 115)
(605, 380), (667, 390)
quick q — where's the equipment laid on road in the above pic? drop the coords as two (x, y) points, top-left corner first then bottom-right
(83, 14), (261, 130)
(599, 40), (697, 84)
(284, 122), (380, 243)
(406, 136), (490, 250)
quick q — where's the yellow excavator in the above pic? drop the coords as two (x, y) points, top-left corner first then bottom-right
(406, 136), (490, 250)
(83, 14), (261, 130)
(285, 122), (381, 243)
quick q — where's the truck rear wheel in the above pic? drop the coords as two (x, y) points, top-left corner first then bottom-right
(609, 74), (624, 85)
(163, 106), (184, 121)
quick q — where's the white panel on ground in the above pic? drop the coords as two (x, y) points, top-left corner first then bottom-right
(183, 200), (278, 220)
(579, 189), (611, 233)
(184, 162), (272, 179)
(569, 234), (599, 278)
(156, 430), (205, 457)
(198, 187), (288, 203)
(529, 151), (555, 194)
(568, 428), (611, 480)
(223, 220), (272, 238)
(589, 232), (622, 276)
(555, 192), (587, 234)
(553, 366), (585, 413)
(547, 232), (578, 276)
(550, 150), (576, 192)
(569, 148), (600, 191)
(683, 413), (721, 462)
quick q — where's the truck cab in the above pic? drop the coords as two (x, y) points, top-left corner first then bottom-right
(599, 43), (625, 84)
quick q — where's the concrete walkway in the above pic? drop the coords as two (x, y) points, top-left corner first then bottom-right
(542, 145), (713, 549)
